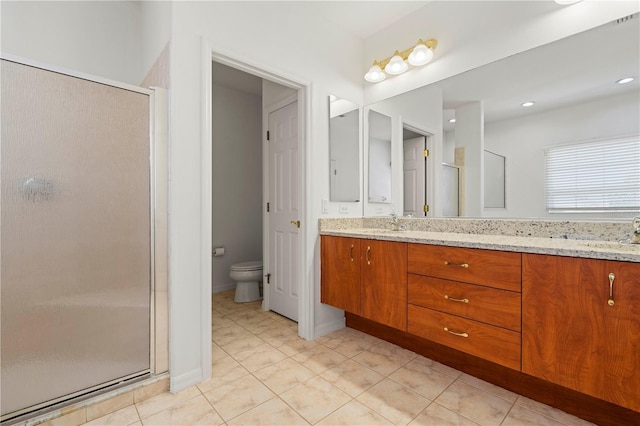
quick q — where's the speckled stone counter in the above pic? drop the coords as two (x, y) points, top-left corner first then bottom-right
(319, 218), (640, 263)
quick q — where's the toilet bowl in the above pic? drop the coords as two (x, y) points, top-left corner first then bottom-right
(229, 261), (263, 303)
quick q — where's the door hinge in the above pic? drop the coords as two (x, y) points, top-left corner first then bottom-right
(266, 273), (271, 284)
(423, 149), (430, 157)
(267, 202), (270, 212)
(267, 131), (270, 141)
(423, 204), (430, 213)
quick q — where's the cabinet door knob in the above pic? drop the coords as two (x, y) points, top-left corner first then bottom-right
(366, 246), (371, 265)
(350, 244), (354, 262)
(608, 272), (615, 307)
(444, 261), (469, 268)
(444, 327), (469, 338)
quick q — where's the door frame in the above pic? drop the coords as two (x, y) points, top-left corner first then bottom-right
(201, 43), (311, 376)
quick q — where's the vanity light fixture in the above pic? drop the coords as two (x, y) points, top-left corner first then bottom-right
(522, 101), (535, 107)
(617, 77), (634, 84)
(364, 38), (438, 83)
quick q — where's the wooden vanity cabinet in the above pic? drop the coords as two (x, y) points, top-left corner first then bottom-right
(321, 235), (407, 331)
(407, 244), (522, 370)
(522, 254), (640, 412)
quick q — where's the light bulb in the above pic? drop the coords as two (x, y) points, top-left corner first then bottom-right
(408, 44), (434, 66)
(364, 64), (386, 83)
(521, 101), (535, 107)
(384, 54), (408, 75)
(617, 77), (634, 84)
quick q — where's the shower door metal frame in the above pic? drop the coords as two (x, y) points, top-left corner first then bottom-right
(0, 53), (168, 421)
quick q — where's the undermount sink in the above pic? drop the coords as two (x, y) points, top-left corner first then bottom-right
(576, 241), (640, 252)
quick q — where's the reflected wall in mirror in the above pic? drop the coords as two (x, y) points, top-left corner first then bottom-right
(484, 150), (505, 209)
(366, 14), (639, 219)
(329, 95), (360, 202)
(368, 110), (392, 203)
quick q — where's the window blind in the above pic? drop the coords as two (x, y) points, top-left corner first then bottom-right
(545, 136), (640, 213)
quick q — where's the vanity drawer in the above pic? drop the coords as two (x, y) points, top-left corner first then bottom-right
(408, 304), (521, 370)
(408, 244), (521, 292)
(408, 274), (521, 332)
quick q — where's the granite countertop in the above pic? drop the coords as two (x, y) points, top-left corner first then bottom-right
(320, 228), (640, 263)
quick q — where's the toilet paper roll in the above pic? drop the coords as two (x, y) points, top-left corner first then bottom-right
(213, 247), (225, 257)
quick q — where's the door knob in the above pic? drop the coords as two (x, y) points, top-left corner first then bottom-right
(290, 220), (301, 228)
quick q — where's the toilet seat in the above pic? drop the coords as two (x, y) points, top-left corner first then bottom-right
(230, 261), (262, 272)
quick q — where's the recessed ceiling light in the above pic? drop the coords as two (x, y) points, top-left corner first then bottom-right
(448, 118), (456, 123)
(617, 77), (634, 84)
(522, 101), (535, 107)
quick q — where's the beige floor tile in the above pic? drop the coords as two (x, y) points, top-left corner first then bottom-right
(213, 324), (253, 346)
(408, 403), (479, 426)
(199, 355), (249, 393)
(389, 358), (457, 400)
(86, 392), (133, 421)
(410, 355), (462, 379)
(352, 341), (416, 376)
(243, 318), (282, 335)
(279, 376), (351, 424)
(83, 406), (140, 426)
(320, 359), (384, 397)
(357, 378), (430, 426)
(232, 342), (287, 372)
(134, 378), (170, 403)
(203, 374), (275, 421)
(211, 341), (228, 362)
(322, 328), (381, 358)
(316, 400), (393, 426)
(515, 396), (596, 426)
(291, 345), (348, 374)
(435, 381), (513, 426)
(221, 333), (266, 355)
(258, 325), (299, 346)
(253, 358), (316, 394)
(458, 373), (518, 403)
(41, 409), (87, 426)
(141, 394), (224, 426)
(502, 405), (567, 426)
(135, 386), (200, 419)
(277, 335), (321, 356)
(211, 316), (235, 329)
(227, 397), (309, 426)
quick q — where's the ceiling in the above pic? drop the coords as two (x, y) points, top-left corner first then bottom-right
(440, 13), (640, 130)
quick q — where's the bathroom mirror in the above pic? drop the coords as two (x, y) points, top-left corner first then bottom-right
(365, 16), (639, 219)
(484, 150), (505, 209)
(367, 110), (392, 203)
(329, 95), (360, 202)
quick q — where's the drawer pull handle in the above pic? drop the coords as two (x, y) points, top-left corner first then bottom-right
(444, 327), (469, 338)
(350, 244), (354, 262)
(444, 295), (469, 303)
(608, 272), (615, 307)
(366, 246), (371, 265)
(444, 261), (469, 268)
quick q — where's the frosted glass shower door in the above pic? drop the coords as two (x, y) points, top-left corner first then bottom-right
(1, 59), (151, 418)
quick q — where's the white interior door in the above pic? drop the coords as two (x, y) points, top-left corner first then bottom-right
(268, 100), (299, 321)
(403, 136), (426, 216)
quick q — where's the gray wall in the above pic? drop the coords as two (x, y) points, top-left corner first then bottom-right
(211, 83), (263, 293)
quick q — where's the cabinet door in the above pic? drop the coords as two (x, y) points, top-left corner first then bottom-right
(361, 240), (407, 330)
(522, 254), (640, 412)
(321, 235), (361, 314)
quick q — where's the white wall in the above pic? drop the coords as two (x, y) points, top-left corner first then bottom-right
(484, 90), (640, 219)
(0, 1), (144, 84)
(168, 0), (365, 391)
(211, 83), (263, 293)
(455, 102), (484, 216)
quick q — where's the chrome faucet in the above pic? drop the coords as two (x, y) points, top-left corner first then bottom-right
(631, 216), (640, 244)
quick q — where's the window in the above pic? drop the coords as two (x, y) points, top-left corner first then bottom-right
(545, 135), (640, 213)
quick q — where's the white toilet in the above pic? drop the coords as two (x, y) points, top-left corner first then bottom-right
(229, 260), (263, 303)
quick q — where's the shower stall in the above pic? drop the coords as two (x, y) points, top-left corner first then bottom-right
(1, 57), (157, 421)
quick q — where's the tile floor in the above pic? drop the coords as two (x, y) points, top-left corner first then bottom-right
(79, 290), (595, 425)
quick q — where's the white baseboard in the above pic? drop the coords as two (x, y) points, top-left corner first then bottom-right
(313, 316), (345, 339)
(212, 283), (236, 294)
(170, 368), (203, 393)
